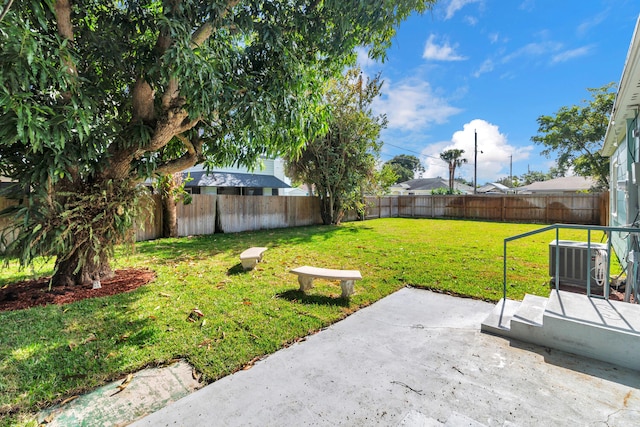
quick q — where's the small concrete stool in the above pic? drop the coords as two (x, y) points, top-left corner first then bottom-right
(290, 266), (362, 298)
(240, 247), (268, 270)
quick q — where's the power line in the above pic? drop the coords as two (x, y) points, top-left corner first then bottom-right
(382, 142), (441, 160)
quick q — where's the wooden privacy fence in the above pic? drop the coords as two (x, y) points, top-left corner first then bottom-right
(161, 193), (605, 241)
(0, 193), (609, 244)
(134, 194), (323, 240)
(215, 194), (322, 233)
(352, 193), (608, 226)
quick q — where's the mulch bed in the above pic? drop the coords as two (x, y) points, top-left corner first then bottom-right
(0, 268), (156, 312)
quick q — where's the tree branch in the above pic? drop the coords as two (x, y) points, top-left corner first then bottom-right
(0, 0), (14, 22)
(54, 0), (77, 85)
(54, 0), (74, 41)
(140, 112), (200, 155)
(132, 77), (156, 123)
(190, 23), (213, 48)
(154, 136), (204, 176)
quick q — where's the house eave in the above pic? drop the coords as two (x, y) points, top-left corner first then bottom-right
(603, 15), (640, 158)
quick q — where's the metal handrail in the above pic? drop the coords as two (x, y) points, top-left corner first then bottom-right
(503, 223), (640, 302)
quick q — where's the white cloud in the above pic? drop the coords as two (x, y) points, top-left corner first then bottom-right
(551, 45), (593, 63)
(501, 41), (563, 63)
(374, 79), (462, 131)
(518, 0), (535, 12)
(445, 0), (482, 20)
(464, 15), (478, 26)
(499, 40), (591, 68)
(473, 59), (494, 77)
(423, 34), (467, 61)
(577, 10), (609, 36)
(420, 119), (533, 184)
(355, 46), (376, 69)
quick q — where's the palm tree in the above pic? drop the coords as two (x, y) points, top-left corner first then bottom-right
(440, 149), (468, 193)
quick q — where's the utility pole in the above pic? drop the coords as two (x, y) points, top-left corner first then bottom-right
(473, 130), (478, 194)
(509, 155), (513, 186)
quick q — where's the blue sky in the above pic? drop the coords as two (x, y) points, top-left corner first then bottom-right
(358, 0), (639, 184)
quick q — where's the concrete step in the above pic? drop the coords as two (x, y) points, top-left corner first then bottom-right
(512, 294), (547, 326)
(509, 294), (548, 344)
(482, 290), (640, 371)
(542, 290), (640, 370)
(481, 294), (548, 343)
(480, 298), (521, 335)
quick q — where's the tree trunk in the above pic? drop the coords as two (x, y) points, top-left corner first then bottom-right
(40, 176), (141, 288)
(449, 165), (454, 193)
(333, 198), (343, 225)
(320, 196), (332, 225)
(162, 192), (179, 238)
(52, 245), (114, 287)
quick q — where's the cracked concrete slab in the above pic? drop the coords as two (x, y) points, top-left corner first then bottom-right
(38, 360), (201, 426)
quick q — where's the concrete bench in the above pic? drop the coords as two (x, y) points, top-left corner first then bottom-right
(240, 247), (268, 270)
(290, 266), (362, 298)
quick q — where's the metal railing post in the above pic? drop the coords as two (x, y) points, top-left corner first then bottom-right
(555, 228), (560, 291)
(503, 241), (507, 301)
(606, 231), (612, 300)
(587, 229), (592, 297)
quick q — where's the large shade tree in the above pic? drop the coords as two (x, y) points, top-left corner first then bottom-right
(0, 0), (434, 287)
(532, 83), (615, 190)
(285, 68), (386, 225)
(439, 149), (467, 193)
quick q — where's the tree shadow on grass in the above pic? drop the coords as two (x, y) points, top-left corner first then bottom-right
(0, 284), (157, 417)
(276, 289), (350, 307)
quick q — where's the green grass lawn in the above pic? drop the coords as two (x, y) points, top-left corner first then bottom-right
(0, 218), (611, 425)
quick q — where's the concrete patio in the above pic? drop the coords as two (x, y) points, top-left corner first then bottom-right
(129, 288), (640, 426)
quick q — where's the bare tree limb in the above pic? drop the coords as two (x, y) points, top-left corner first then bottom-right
(132, 77), (156, 123)
(153, 136), (204, 177)
(190, 23), (213, 48)
(0, 0), (14, 22)
(54, 0), (74, 40)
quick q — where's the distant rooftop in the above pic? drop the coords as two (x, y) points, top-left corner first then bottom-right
(520, 176), (596, 193)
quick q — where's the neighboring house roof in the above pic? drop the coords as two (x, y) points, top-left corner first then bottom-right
(183, 171), (290, 188)
(477, 182), (511, 193)
(519, 176), (596, 193)
(391, 177), (473, 194)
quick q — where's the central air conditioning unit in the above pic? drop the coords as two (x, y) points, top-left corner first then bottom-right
(549, 240), (608, 287)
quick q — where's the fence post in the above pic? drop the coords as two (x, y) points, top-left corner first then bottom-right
(463, 195), (467, 219)
(544, 195), (549, 223)
(430, 195), (434, 218)
(411, 195), (417, 218)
